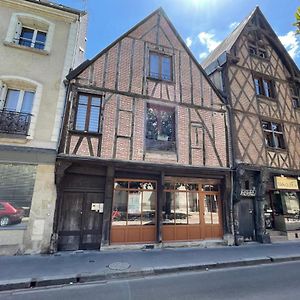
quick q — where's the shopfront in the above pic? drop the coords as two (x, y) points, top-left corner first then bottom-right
(265, 176), (300, 237)
(110, 176), (223, 245)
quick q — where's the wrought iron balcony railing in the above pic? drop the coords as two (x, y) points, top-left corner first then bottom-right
(0, 109), (31, 136)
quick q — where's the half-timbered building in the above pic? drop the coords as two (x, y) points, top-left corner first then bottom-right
(203, 7), (300, 243)
(53, 8), (232, 251)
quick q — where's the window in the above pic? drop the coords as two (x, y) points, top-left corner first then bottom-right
(19, 27), (47, 50)
(75, 94), (103, 133)
(262, 121), (285, 149)
(4, 89), (34, 113)
(0, 87), (35, 136)
(146, 103), (175, 151)
(149, 52), (172, 81)
(5, 13), (54, 53)
(112, 180), (156, 226)
(291, 85), (300, 109)
(254, 76), (275, 98)
(248, 30), (267, 59)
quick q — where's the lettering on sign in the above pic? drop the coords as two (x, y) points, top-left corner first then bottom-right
(240, 189), (256, 197)
(274, 177), (299, 190)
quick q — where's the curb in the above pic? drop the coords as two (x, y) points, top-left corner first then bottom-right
(1, 255), (300, 292)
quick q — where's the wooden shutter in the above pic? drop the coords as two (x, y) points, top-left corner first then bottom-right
(0, 81), (8, 109)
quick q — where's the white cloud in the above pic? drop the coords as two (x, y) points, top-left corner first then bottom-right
(199, 52), (208, 60)
(198, 32), (221, 53)
(229, 22), (239, 30)
(186, 37), (192, 48)
(278, 31), (299, 59)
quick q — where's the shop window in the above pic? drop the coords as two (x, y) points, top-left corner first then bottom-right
(0, 164), (36, 228)
(149, 52), (172, 81)
(163, 182), (200, 225)
(254, 76), (275, 99)
(5, 13), (54, 53)
(75, 94), (103, 133)
(0, 79), (38, 136)
(261, 121), (285, 149)
(112, 180), (156, 226)
(146, 103), (175, 151)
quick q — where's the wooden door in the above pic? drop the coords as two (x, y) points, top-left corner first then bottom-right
(238, 198), (255, 241)
(58, 191), (104, 251)
(202, 192), (223, 239)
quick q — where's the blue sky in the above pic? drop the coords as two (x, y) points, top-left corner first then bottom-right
(56, 0), (299, 67)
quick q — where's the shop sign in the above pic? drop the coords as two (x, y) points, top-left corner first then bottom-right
(274, 177), (299, 190)
(240, 189), (256, 197)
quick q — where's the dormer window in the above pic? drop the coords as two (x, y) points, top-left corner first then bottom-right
(149, 52), (173, 81)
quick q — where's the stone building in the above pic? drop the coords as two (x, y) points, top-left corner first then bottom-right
(0, 0), (87, 254)
(54, 8), (233, 251)
(203, 7), (300, 243)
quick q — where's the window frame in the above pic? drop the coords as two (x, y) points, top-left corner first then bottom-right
(253, 75), (276, 100)
(290, 85), (300, 109)
(148, 51), (173, 82)
(4, 88), (35, 114)
(19, 26), (47, 50)
(145, 103), (176, 152)
(261, 120), (286, 150)
(74, 93), (103, 134)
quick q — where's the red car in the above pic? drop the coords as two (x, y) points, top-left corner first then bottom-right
(0, 201), (24, 227)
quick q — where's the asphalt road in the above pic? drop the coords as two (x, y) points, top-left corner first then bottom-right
(1, 261), (300, 300)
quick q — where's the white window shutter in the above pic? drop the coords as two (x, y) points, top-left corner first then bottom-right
(0, 81), (8, 110)
(13, 20), (22, 44)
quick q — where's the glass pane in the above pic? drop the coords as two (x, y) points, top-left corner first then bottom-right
(5, 89), (20, 111)
(163, 192), (175, 224)
(88, 105), (100, 132)
(19, 28), (34, 47)
(78, 95), (88, 105)
(254, 78), (261, 95)
(271, 123), (281, 132)
(162, 56), (171, 80)
(164, 182), (174, 190)
(21, 91), (34, 113)
(127, 191), (141, 225)
(262, 121), (270, 130)
(112, 190), (128, 226)
(160, 110), (175, 141)
(175, 192), (188, 224)
(211, 195), (219, 224)
(146, 106), (158, 140)
(142, 191), (156, 225)
(149, 53), (159, 78)
(114, 181), (128, 189)
(202, 184), (219, 192)
(34, 31), (46, 49)
(263, 80), (272, 97)
(129, 181), (155, 190)
(188, 193), (200, 224)
(75, 104), (87, 131)
(91, 96), (101, 106)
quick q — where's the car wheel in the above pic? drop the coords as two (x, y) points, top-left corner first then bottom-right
(0, 216), (9, 227)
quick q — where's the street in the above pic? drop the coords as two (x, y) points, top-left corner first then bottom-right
(1, 261), (300, 300)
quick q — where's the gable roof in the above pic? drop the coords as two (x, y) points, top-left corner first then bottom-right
(202, 6), (300, 79)
(67, 7), (225, 102)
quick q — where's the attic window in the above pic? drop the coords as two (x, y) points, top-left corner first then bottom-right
(149, 52), (173, 81)
(248, 31), (267, 59)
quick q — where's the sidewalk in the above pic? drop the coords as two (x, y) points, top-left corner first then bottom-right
(1, 241), (300, 291)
